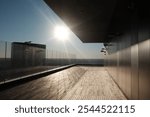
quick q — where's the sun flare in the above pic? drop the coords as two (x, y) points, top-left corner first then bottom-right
(54, 25), (70, 41)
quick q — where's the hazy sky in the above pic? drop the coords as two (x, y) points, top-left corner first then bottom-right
(0, 0), (104, 59)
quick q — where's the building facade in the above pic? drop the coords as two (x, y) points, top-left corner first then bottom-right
(11, 42), (46, 68)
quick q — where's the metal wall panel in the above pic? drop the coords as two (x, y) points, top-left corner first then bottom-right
(131, 44), (139, 99)
(124, 47), (132, 98)
(138, 39), (150, 99)
(105, 38), (150, 100)
(104, 0), (150, 100)
(138, 9), (150, 99)
(105, 31), (150, 100)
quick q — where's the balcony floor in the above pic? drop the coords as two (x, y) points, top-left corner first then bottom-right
(0, 66), (126, 100)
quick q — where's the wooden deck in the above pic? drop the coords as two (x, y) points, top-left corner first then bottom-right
(0, 66), (126, 100)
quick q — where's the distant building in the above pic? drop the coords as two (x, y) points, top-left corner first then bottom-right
(11, 42), (46, 67)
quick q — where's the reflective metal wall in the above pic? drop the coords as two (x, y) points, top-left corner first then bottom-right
(105, 0), (150, 99)
(105, 39), (150, 100)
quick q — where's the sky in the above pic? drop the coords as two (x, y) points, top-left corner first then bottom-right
(0, 0), (104, 59)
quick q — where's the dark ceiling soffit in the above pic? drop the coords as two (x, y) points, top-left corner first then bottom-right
(44, 0), (117, 43)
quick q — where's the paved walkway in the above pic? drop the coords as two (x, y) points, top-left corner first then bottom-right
(0, 66), (126, 100)
(63, 67), (126, 100)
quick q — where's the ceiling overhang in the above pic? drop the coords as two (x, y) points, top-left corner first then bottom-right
(44, 0), (117, 43)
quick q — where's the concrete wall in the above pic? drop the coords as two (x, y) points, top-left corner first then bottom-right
(105, 0), (150, 99)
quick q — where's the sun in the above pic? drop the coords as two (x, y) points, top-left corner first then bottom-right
(54, 25), (70, 41)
